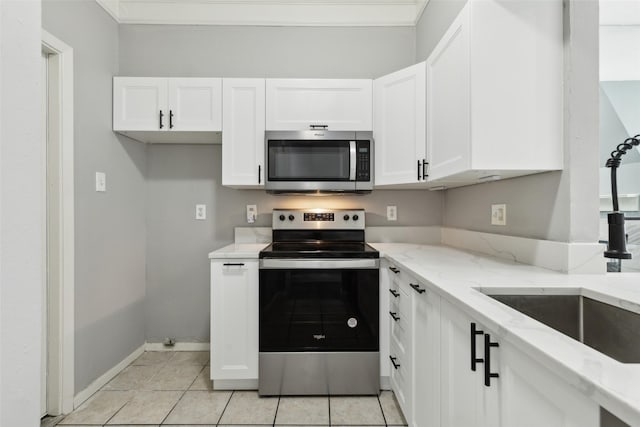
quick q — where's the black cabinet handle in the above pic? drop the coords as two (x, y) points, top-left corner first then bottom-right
(169, 110), (174, 129)
(310, 124), (328, 130)
(389, 289), (399, 298)
(410, 283), (426, 294)
(159, 110), (164, 129)
(417, 160), (422, 181)
(470, 323), (484, 371)
(388, 266), (400, 274)
(389, 311), (400, 322)
(222, 263), (245, 267)
(258, 165), (261, 184)
(422, 159), (429, 179)
(389, 355), (400, 370)
(484, 333), (500, 386)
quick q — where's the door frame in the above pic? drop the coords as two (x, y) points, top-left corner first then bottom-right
(42, 29), (75, 415)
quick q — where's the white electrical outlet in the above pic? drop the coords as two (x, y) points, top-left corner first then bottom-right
(491, 204), (506, 226)
(95, 172), (106, 192)
(387, 205), (397, 221)
(247, 205), (257, 224)
(196, 204), (207, 220)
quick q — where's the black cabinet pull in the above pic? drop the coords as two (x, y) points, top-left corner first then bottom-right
(389, 355), (400, 370)
(470, 323), (484, 371)
(389, 289), (399, 298)
(169, 110), (174, 129)
(417, 160), (422, 181)
(159, 110), (164, 129)
(484, 333), (500, 386)
(422, 159), (429, 179)
(309, 124), (328, 130)
(222, 263), (245, 267)
(388, 266), (400, 274)
(258, 165), (261, 184)
(410, 283), (426, 294)
(389, 311), (400, 322)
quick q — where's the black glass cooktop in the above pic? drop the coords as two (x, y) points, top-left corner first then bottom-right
(259, 241), (379, 259)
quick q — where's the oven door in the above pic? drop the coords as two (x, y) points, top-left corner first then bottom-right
(259, 262), (379, 353)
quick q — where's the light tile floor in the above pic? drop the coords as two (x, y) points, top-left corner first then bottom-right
(54, 351), (407, 426)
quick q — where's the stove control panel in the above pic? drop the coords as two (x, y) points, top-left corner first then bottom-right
(273, 209), (365, 230)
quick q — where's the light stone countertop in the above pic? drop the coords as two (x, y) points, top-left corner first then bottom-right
(369, 243), (640, 425)
(208, 243), (269, 259)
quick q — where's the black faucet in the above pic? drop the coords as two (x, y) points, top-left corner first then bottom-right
(604, 135), (640, 265)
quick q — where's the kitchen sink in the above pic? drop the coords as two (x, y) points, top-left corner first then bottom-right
(481, 290), (640, 364)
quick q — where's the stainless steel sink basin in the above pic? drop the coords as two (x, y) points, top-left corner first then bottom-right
(482, 290), (640, 364)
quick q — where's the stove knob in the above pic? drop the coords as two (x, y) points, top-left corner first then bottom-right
(343, 214), (350, 221)
(353, 214), (359, 221)
(279, 214), (286, 221)
(288, 215), (295, 221)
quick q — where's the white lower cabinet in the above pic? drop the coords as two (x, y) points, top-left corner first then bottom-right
(210, 259), (258, 386)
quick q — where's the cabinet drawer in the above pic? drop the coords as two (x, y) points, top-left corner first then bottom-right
(389, 339), (412, 417)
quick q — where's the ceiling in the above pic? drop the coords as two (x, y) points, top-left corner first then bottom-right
(600, 0), (640, 25)
(96, 0), (429, 26)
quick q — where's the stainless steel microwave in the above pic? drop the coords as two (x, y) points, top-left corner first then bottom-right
(265, 130), (373, 194)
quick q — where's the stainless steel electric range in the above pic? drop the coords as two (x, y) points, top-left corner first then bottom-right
(258, 209), (380, 396)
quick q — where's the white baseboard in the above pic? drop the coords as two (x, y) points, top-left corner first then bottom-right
(144, 342), (210, 351)
(73, 344), (144, 409)
(213, 378), (258, 390)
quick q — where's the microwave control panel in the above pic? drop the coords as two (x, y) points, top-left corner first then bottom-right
(356, 141), (371, 181)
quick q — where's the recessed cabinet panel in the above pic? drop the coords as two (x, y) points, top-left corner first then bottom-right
(113, 77), (167, 131)
(426, 8), (471, 181)
(374, 63), (426, 186)
(266, 79), (372, 131)
(222, 78), (265, 187)
(168, 78), (222, 131)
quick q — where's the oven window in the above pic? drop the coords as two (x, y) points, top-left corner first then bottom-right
(268, 140), (350, 181)
(259, 269), (379, 352)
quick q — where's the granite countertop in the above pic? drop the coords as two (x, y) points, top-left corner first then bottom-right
(369, 243), (640, 425)
(208, 243), (269, 259)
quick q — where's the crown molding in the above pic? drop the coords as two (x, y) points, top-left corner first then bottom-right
(96, 0), (428, 26)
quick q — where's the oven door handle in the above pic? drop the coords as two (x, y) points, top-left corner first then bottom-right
(349, 140), (357, 181)
(259, 258), (379, 269)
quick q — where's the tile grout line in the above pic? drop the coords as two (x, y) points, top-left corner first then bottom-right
(216, 389), (235, 426)
(328, 395), (331, 427)
(158, 362), (207, 425)
(377, 394), (388, 427)
(272, 395), (281, 426)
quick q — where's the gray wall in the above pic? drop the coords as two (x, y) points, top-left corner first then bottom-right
(415, 0), (600, 243)
(145, 145), (442, 342)
(1, 1), (43, 424)
(43, 0), (147, 392)
(118, 24), (443, 343)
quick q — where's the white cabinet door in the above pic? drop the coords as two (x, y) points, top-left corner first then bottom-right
(222, 78), (265, 187)
(168, 78), (222, 131)
(210, 260), (258, 381)
(426, 6), (471, 181)
(440, 299), (482, 427)
(113, 77), (168, 131)
(265, 79), (372, 131)
(411, 286), (440, 427)
(498, 340), (598, 427)
(374, 63), (426, 186)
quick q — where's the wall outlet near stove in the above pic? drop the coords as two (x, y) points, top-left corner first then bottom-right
(196, 204), (207, 220)
(247, 205), (257, 224)
(491, 204), (506, 226)
(387, 205), (397, 221)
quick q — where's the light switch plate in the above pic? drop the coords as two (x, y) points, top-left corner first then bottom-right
(247, 205), (257, 224)
(95, 172), (106, 192)
(196, 204), (206, 220)
(387, 205), (397, 221)
(491, 204), (506, 226)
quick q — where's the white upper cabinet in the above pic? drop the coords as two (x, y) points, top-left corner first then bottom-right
(265, 79), (372, 131)
(426, 0), (563, 188)
(374, 62), (427, 187)
(222, 78), (266, 188)
(113, 77), (222, 144)
(168, 78), (222, 131)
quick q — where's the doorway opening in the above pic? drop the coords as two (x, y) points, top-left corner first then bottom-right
(41, 30), (75, 417)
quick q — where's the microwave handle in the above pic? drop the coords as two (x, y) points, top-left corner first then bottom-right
(349, 141), (356, 181)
